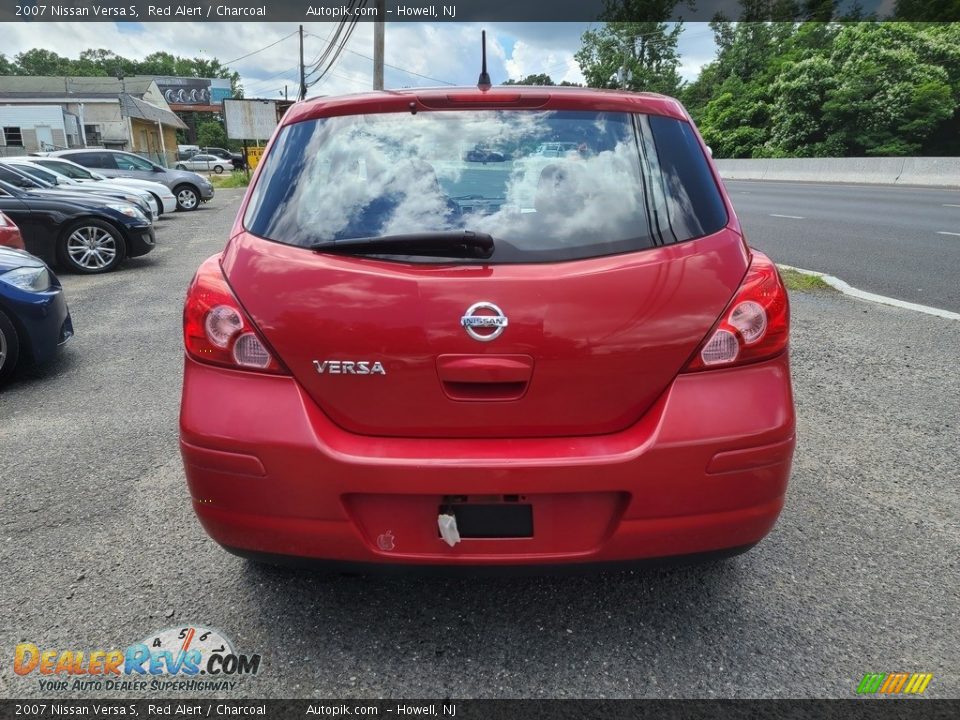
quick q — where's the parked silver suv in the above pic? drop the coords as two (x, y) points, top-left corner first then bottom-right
(49, 149), (214, 212)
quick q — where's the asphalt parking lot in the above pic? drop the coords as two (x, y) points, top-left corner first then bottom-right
(1, 187), (958, 699)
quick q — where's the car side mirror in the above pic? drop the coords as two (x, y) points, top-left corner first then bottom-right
(152, 166), (164, 172)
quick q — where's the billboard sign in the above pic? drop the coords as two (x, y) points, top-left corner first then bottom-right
(155, 77), (233, 107)
(223, 99), (279, 141)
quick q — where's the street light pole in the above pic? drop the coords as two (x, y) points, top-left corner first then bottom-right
(373, 0), (385, 90)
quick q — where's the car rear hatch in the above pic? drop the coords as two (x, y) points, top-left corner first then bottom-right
(225, 228), (745, 438)
(223, 101), (746, 438)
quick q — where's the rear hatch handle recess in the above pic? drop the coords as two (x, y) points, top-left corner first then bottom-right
(310, 231), (494, 259)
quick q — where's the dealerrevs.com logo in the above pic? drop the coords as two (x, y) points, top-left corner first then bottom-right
(14, 625), (261, 693)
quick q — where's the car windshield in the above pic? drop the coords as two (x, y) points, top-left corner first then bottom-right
(245, 109), (727, 263)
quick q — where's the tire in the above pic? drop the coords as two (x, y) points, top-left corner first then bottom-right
(0, 308), (21, 385)
(174, 184), (200, 211)
(58, 219), (126, 274)
(175, 164), (186, 170)
(213, 165), (225, 174)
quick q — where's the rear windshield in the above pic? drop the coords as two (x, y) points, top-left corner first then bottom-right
(244, 109), (726, 263)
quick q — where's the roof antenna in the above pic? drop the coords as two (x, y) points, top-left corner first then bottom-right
(477, 30), (492, 91)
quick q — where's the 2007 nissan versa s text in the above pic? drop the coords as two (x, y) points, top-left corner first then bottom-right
(179, 85), (795, 569)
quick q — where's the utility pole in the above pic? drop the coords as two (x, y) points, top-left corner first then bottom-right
(298, 24), (306, 100)
(373, 0), (385, 90)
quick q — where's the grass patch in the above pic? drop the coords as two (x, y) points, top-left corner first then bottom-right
(780, 268), (832, 292)
(210, 171), (250, 189)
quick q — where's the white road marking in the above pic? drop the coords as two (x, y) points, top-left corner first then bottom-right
(943, 204), (960, 208)
(937, 231), (960, 237)
(770, 214), (805, 219)
(778, 264), (960, 321)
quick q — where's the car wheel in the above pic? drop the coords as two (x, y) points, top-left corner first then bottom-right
(175, 185), (200, 211)
(0, 308), (21, 385)
(175, 164), (186, 170)
(213, 165), (225, 174)
(59, 219), (126, 274)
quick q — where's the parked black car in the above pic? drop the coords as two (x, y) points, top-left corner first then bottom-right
(201, 147), (246, 170)
(0, 179), (156, 274)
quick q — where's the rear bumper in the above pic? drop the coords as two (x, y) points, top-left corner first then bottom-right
(180, 353), (795, 566)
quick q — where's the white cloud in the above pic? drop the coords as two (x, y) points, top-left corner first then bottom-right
(503, 39), (584, 85)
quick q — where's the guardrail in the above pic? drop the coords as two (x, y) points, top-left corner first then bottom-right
(714, 157), (960, 188)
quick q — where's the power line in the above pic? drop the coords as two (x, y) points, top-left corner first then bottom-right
(303, 6), (365, 91)
(304, 4), (363, 81)
(305, 32), (456, 86)
(242, 66), (300, 94)
(222, 31), (298, 66)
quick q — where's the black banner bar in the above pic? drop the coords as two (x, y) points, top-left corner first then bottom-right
(0, 0), (957, 23)
(3, 700), (960, 720)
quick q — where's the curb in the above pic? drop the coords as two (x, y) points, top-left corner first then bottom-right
(777, 264), (960, 321)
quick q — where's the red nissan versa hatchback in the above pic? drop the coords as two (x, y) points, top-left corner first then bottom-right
(179, 86), (795, 570)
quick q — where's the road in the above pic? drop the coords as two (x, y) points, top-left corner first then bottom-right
(724, 180), (960, 312)
(1, 189), (958, 699)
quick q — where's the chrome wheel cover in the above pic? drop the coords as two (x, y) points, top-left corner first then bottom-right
(178, 189), (198, 209)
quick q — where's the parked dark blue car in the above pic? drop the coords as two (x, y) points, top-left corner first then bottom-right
(0, 246), (73, 385)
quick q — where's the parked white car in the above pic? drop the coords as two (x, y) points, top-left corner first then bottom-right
(28, 156), (178, 215)
(175, 154), (231, 174)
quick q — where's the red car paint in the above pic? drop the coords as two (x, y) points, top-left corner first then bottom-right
(180, 87), (795, 568)
(0, 212), (25, 250)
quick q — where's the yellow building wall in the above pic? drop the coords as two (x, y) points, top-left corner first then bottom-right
(130, 118), (180, 165)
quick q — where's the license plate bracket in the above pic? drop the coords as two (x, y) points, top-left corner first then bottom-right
(440, 503), (533, 539)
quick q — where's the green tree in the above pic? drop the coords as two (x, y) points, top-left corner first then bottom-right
(893, 0), (960, 21)
(7, 47), (243, 97)
(13, 49), (73, 75)
(503, 74), (556, 86)
(823, 23), (958, 155)
(767, 56), (844, 156)
(575, 1), (685, 95)
(196, 120), (228, 149)
(697, 77), (774, 157)
(0, 54), (13, 74)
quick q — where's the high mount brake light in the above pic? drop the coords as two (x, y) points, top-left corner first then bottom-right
(183, 255), (286, 374)
(684, 252), (789, 371)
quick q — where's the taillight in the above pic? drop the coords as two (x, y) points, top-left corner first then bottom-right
(684, 251), (789, 371)
(183, 255), (286, 374)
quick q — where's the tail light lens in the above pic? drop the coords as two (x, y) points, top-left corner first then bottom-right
(183, 255), (286, 374)
(684, 252), (789, 372)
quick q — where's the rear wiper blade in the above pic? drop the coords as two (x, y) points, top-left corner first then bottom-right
(310, 230), (494, 259)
